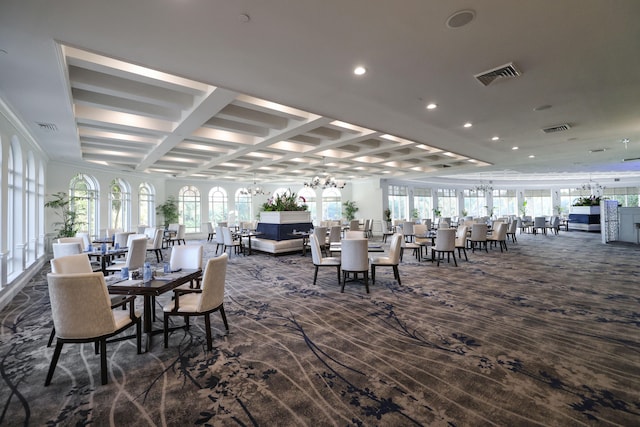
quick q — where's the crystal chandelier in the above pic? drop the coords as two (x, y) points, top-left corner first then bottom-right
(471, 181), (493, 193)
(303, 158), (346, 189)
(240, 176), (270, 196)
(578, 179), (605, 197)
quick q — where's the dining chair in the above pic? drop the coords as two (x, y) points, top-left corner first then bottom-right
(506, 220), (518, 242)
(74, 232), (91, 251)
(309, 234), (341, 286)
(344, 230), (366, 239)
(487, 222), (508, 252)
(114, 231), (134, 249)
(533, 216), (547, 235)
(431, 228), (457, 266)
(349, 219), (360, 231)
(146, 228), (165, 262)
(56, 236), (85, 249)
(340, 238), (370, 293)
(170, 244), (204, 290)
(454, 225), (469, 261)
(205, 222), (214, 240)
(328, 225), (342, 245)
(467, 223), (488, 253)
(52, 242), (82, 258)
(104, 237), (147, 275)
(214, 226), (225, 254)
(167, 224), (186, 245)
(402, 221), (415, 242)
(312, 226), (327, 256)
(545, 216), (560, 235)
(381, 221), (394, 243)
(413, 224), (429, 258)
(363, 219), (371, 238)
(45, 272), (141, 385)
(222, 227), (242, 256)
(163, 253), (229, 351)
(370, 233), (402, 285)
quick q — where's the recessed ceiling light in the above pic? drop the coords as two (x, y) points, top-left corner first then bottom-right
(426, 103), (437, 110)
(463, 122), (472, 128)
(533, 104), (552, 111)
(529, 155), (535, 158)
(353, 66), (367, 75)
(446, 10), (476, 29)
(512, 146), (519, 150)
(491, 136), (499, 141)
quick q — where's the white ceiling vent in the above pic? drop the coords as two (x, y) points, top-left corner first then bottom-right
(36, 122), (58, 132)
(542, 124), (571, 134)
(474, 62), (521, 86)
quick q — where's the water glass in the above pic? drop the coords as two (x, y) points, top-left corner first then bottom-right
(115, 242), (120, 250)
(163, 262), (170, 274)
(87, 244), (93, 252)
(121, 267), (129, 280)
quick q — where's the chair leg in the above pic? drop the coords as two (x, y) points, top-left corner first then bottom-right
(336, 266), (341, 284)
(393, 265), (401, 285)
(364, 271), (369, 294)
(47, 327), (56, 347)
(45, 340), (64, 386)
(164, 314), (169, 348)
(204, 314), (212, 351)
(136, 317), (142, 354)
(313, 266), (319, 285)
(219, 305), (229, 332)
(371, 265), (376, 284)
(100, 339), (108, 385)
(452, 251), (458, 267)
(341, 271), (347, 293)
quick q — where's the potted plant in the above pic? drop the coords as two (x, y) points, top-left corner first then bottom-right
(461, 209), (468, 217)
(383, 208), (392, 226)
(156, 195), (179, 228)
(433, 207), (441, 219)
(45, 192), (83, 237)
(411, 208), (419, 222)
(260, 190), (310, 224)
(519, 200), (528, 217)
(343, 200), (359, 221)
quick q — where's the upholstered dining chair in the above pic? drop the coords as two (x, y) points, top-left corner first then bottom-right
(370, 233), (402, 285)
(546, 216), (560, 235)
(56, 236), (85, 249)
(328, 225), (342, 245)
(412, 224), (429, 258)
(104, 237), (147, 275)
(533, 216), (547, 235)
(467, 223), (488, 253)
(222, 227), (242, 256)
(312, 226), (328, 256)
(402, 221), (415, 242)
(487, 222), (509, 252)
(170, 244), (204, 290)
(74, 232), (91, 251)
(52, 242), (82, 258)
(168, 224), (186, 246)
(506, 220), (518, 242)
(214, 226), (225, 254)
(163, 253), (229, 351)
(349, 219), (360, 231)
(204, 222), (215, 241)
(455, 225), (469, 261)
(45, 272), (141, 385)
(381, 221), (394, 243)
(309, 234), (341, 286)
(113, 231), (134, 249)
(344, 230), (366, 239)
(146, 228), (164, 262)
(431, 228), (457, 266)
(340, 238), (370, 293)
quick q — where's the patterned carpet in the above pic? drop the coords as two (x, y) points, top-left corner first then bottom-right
(1, 230), (639, 426)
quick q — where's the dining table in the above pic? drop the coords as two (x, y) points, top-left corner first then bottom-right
(87, 247), (128, 274)
(106, 268), (202, 351)
(235, 230), (264, 255)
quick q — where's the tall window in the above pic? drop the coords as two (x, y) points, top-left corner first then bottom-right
(492, 189), (516, 217)
(70, 174), (99, 238)
(322, 188), (341, 220)
(208, 187), (228, 225)
(462, 189), (486, 217)
(138, 182), (155, 227)
(524, 189), (552, 217)
(298, 188), (317, 223)
(179, 185), (201, 233)
(109, 178), (130, 231)
(26, 152), (36, 266)
(558, 188), (584, 215)
(38, 163), (45, 258)
(235, 189), (252, 223)
(7, 139), (20, 279)
(388, 185), (408, 221)
(601, 187), (638, 207)
(413, 187), (432, 220)
(436, 188), (458, 218)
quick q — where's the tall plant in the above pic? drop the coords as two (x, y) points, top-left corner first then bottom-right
(156, 196), (179, 227)
(44, 192), (83, 238)
(343, 200), (359, 221)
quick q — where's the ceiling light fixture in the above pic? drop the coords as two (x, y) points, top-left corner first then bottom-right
(354, 66), (366, 75)
(471, 181), (493, 193)
(492, 136), (500, 141)
(240, 175), (270, 196)
(426, 103), (437, 110)
(463, 122), (472, 128)
(303, 157), (346, 189)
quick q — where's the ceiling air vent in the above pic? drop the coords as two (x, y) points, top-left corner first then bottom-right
(474, 62), (521, 86)
(36, 122), (58, 132)
(542, 123), (571, 134)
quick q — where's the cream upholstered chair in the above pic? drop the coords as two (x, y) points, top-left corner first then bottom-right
(431, 228), (457, 266)
(126, 233), (148, 247)
(309, 234), (341, 285)
(74, 232), (91, 251)
(204, 222), (215, 241)
(214, 226), (225, 255)
(344, 230), (366, 239)
(455, 225), (469, 261)
(163, 253), (229, 351)
(533, 216), (547, 235)
(468, 223), (488, 253)
(104, 237), (147, 275)
(146, 228), (164, 262)
(402, 221), (415, 242)
(167, 224), (186, 246)
(328, 225), (342, 245)
(45, 272), (141, 385)
(222, 227), (242, 256)
(546, 216), (560, 235)
(487, 222), (509, 252)
(363, 219), (371, 238)
(57, 236), (84, 248)
(113, 231), (134, 249)
(52, 242), (82, 258)
(370, 233), (402, 285)
(349, 219), (360, 231)
(312, 226), (327, 255)
(506, 220), (518, 242)
(381, 221), (394, 243)
(170, 244), (204, 290)
(413, 224), (429, 258)
(340, 238), (370, 293)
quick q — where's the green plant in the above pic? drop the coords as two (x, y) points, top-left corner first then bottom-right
(383, 208), (392, 222)
(554, 205), (563, 215)
(572, 196), (601, 206)
(519, 200), (528, 216)
(343, 200), (359, 221)
(45, 192), (83, 238)
(433, 207), (441, 218)
(156, 195), (179, 227)
(461, 209), (468, 217)
(411, 208), (419, 219)
(261, 190), (308, 212)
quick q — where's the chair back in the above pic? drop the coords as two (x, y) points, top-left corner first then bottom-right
(340, 239), (369, 272)
(114, 231), (134, 248)
(74, 232), (91, 251)
(493, 222), (508, 239)
(46, 272), (116, 339)
(149, 228), (164, 249)
(402, 222), (415, 235)
(222, 227), (235, 245)
(388, 233), (402, 264)
(313, 226), (327, 245)
(125, 237), (148, 270)
(422, 218), (432, 230)
(344, 230), (366, 239)
(205, 222), (214, 233)
(455, 225), (469, 247)
(438, 221), (450, 229)
(137, 225), (148, 234)
(309, 234), (324, 265)
(57, 237), (84, 247)
(169, 244), (203, 270)
(198, 253), (228, 312)
(143, 227), (156, 240)
(349, 219), (360, 231)
(328, 225), (342, 243)
(217, 221), (228, 228)
(435, 228), (456, 251)
(52, 242), (82, 258)
(51, 253), (93, 273)
(413, 224), (427, 236)
(470, 223), (488, 241)
(125, 233), (147, 247)
(215, 226), (225, 244)
(167, 223), (179, 232)
(363, 219), (371, 233)
(534, 216), (546, 228)
(508, 220), (517, 234)
(176, 224), (186, 239)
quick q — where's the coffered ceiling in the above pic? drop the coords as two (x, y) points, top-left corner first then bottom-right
(1, 0), (640, 185)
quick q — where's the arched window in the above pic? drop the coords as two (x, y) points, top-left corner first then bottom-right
(70, 174), (99, 238)
(388, 185), (408, 221)
(109, 178), (131, 231)
(138, 183), (155, 227)
(208, 186), (228, 226)
(298, 187), (317, 223)
(179, 185), (201, 233)
(7, 137), (22, 280)
(38, 162), (45, 258)
(235, 189), (252, 223)
(26, 152), (36, 266)
(322, 188), (341, 221)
